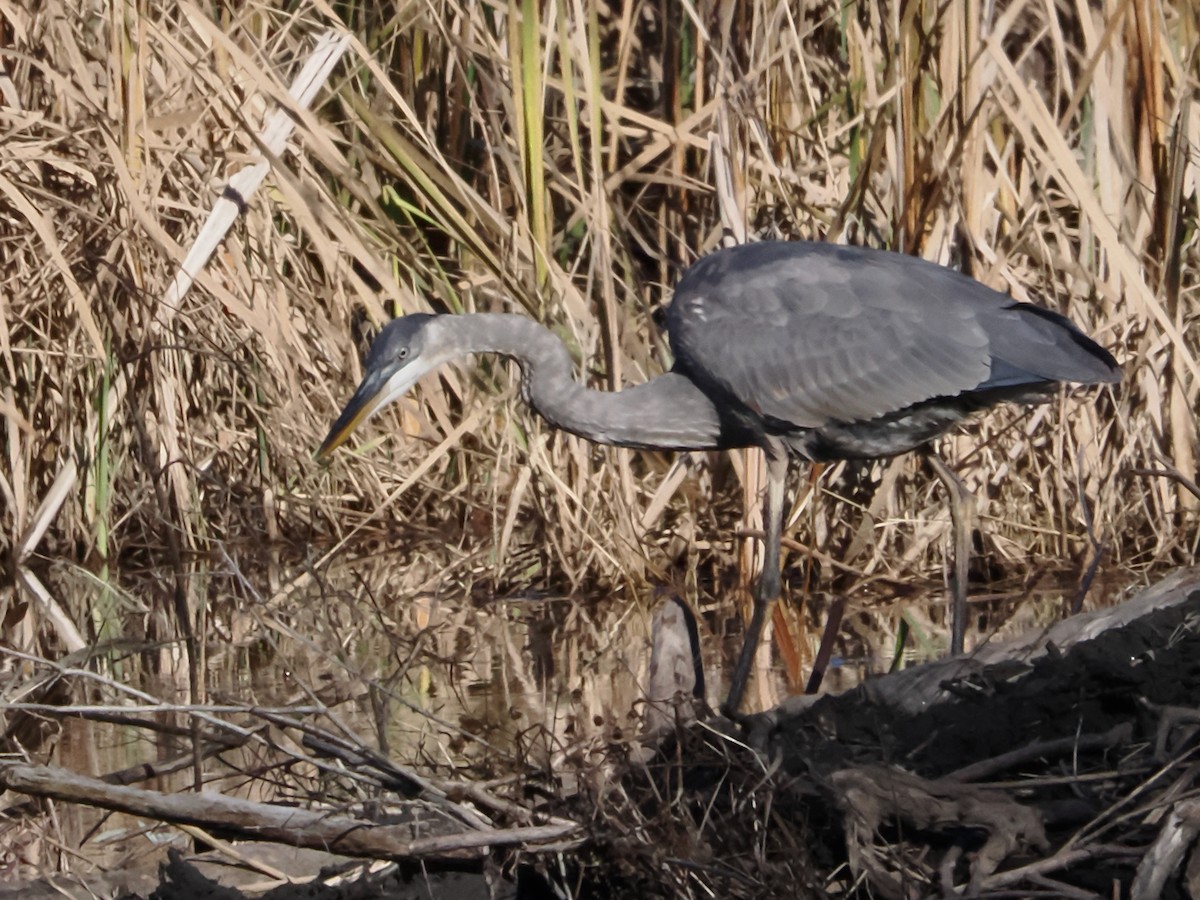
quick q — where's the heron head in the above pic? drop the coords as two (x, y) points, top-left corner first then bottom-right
(316, 314), (440, 460)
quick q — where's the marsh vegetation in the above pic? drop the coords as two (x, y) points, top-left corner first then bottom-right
(1, 0), (1197, 896)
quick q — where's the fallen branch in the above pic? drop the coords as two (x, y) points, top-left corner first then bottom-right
(944, 722), (1134, 783)
(833, 764), (1049, 897)
(0, 762), (580, 862)
(765, 566), (1200, 721)
(1132, 798), (1200, 900)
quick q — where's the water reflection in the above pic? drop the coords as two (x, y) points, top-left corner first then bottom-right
(48, 547), (1107, 787)
(19, 542), (1108, 885)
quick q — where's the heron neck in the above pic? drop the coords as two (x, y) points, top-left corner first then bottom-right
(445, 313), (727, 450)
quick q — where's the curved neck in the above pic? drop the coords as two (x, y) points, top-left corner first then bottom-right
(438, 314), (727, 450)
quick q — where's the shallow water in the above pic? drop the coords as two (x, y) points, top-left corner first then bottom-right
(16, 536), (1119, 885)
(64, 550), (1110, 763)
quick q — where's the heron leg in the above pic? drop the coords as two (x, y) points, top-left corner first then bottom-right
(927, 452), (973, 657)
(723, 450), (788, 716)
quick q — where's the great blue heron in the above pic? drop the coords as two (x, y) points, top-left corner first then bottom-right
(317, 241), (1120, 715)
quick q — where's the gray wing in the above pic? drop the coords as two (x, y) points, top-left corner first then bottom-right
(666, 242), (1116, 429)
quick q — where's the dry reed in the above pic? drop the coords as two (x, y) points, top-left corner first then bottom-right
(0, 0), (1197, 890)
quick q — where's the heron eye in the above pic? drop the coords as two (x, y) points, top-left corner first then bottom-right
(398, 348), (409, 360)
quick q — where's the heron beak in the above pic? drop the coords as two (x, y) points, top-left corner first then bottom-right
(316, 362), (425, 460)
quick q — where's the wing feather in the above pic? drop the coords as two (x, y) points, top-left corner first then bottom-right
(666, 243), (1005, 430)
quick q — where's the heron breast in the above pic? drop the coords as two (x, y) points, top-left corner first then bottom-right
(784, 401), (973, 461)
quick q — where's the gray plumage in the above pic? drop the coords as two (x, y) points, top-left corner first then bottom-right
(665, 242), (1118, 458)
(318, 241), (1120, 714)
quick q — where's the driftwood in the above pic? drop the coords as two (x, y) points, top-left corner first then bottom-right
(0, 761), (579, 862)
(763, 565), (1200, 725)
(1133, 798), (1200, 900)
(763, 570), (1200, 769)
(833, 764), (1049, 898)
(742, 568), (1200, 898)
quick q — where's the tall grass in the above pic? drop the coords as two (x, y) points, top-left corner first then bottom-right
(0, 0), (1196, 723)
